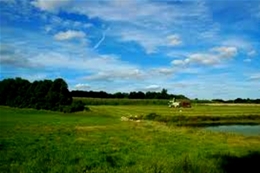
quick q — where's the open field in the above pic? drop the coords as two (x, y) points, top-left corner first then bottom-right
(88, 105), (260, 126)
(1, 105), (260, 173)
(88, 104), (260, 117)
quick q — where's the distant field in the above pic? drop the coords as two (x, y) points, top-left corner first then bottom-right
(1, 106), (260, 173)
(88, 104), (260, 117)
(88, 104), (260, 126)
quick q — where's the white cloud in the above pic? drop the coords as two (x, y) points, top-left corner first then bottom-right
(54, 30), (86, 41)
(74, 83), (91, 90)
(44, 25), (52, 33)
(170, 73), (260, 99)
(31, 0), (209, 54)
(221, 38), (258, 57)
(20, 74), (48, 82)
(249, 73), (260, 81)
(0, 44), (38, 68)
(143, 85), (162, 92)
(48, 15), (94, 31)
(211, 46), (237, 58)
(85, 69), (144, 81)
(222, 38), (251, 50)
(171, 46), (238, 66)
(156, 68), (174, 75)
(247, 50), (257, 57)
(28, 49), (149, 83)
(171, 59), (187, 66)
(166, 34), (182, 46)
(31, 0), (72, 12)
(188, 53), (219, 65)
(115, 28), (182, 53)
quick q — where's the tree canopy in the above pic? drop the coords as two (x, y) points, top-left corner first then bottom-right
(71, 89), (188, 100)
(0, 77), (72, 111)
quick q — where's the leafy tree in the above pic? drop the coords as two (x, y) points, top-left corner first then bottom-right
(0, 77), (73, 112)
(159, 88), (169, 99)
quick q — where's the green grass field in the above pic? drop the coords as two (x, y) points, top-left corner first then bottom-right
(88, 104), (260, 116)
(1, 105), (260, 173)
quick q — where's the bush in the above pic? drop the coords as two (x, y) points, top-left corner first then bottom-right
(62, 101), (89, 113)
(144, 112), (161, 120)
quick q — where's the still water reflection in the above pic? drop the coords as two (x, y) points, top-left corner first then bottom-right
(205, 125), (260, 136)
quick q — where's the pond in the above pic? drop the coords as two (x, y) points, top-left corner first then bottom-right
(204, 125), (260, 136)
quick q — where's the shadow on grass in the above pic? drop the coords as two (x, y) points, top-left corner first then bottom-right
(215, 151), (260, 173)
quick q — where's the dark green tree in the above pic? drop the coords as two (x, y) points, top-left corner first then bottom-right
(0, 77), (73, 111)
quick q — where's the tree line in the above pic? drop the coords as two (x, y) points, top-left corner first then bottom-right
(191, 98), (260, 104)
(71, 90), (260, 103)
(211, 98), (260, 104)
(0, 77), (85, 112)
(71, 88), (189, 100)
(1, 77), (259, 112)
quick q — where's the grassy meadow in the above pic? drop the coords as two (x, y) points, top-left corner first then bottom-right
(1, 104), (260, 173)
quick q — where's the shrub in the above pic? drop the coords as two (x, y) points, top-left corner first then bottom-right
(144, 112), (161, 120)
(62, 101), (89, 113)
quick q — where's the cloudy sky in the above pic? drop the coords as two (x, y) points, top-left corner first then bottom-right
(0, 0), (259, 99)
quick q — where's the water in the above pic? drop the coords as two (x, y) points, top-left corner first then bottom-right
(205, 125), (260, 136)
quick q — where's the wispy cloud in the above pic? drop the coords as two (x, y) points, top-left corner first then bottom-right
(45, 15), (93, 33)
(31, 0), (210, 54)
(114, 28), (182, 54)
(248, 73), (260, 81)
(0, 44), (38, 68)
(247, 50), (257, 57)
(31, 0), (72, 13)
(84, 69), (144, 82)
(93, 28), (110, 50)
(54, 30), (86, 41)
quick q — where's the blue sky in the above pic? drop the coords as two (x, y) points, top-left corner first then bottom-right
(0, 0), (259, 99)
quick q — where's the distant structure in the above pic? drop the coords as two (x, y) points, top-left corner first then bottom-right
(168, 98), (191, 108)
(168, 98), (180, 108)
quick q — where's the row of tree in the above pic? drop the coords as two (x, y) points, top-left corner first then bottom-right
(71, 89), (189, 100)
(211, 98), (260, 104)
(71, 90), (260, 103)
(0, 77), (84, 112)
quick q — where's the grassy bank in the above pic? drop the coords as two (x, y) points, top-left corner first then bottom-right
(1, 106), (260, 173)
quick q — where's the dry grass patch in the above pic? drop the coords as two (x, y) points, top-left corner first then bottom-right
(226, 135), (260, 148)
(75, 124), (125, 131)
(75, 125), (110, 131)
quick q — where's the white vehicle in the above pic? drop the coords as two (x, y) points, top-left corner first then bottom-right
(168, 98), (180, 108)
